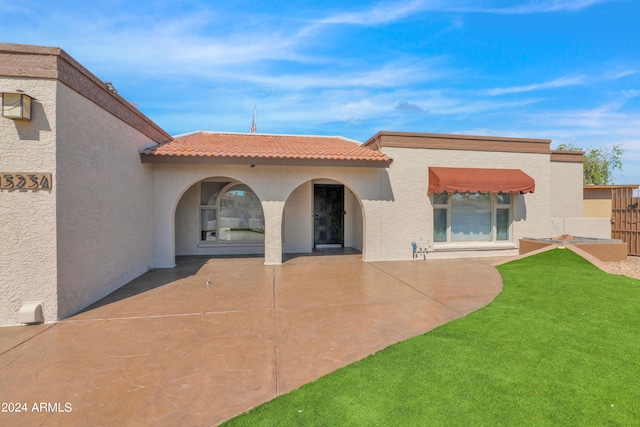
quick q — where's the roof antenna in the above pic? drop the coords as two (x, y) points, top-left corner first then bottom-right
(250, 105), (256, 134)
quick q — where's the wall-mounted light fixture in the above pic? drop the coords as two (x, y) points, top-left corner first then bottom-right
(1, 92), (32, 120)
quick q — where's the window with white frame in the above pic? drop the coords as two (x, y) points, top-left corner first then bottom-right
(432, 192), (511, 243)
(495, 193), (511, 241)
(200, 181), (265, 243)
(200, 182), (225, 242)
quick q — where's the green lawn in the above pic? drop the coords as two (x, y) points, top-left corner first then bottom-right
(222, 249), (640, 426)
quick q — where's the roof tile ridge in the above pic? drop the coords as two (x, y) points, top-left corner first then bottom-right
(195, 130), (362, 143)
(172, 130), (204, 139)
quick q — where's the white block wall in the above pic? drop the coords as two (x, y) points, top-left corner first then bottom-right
(0, 78), (58, 325)
(54, 83), (155, 320)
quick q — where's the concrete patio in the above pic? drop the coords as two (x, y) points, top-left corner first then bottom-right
(0, 254), (504, 426)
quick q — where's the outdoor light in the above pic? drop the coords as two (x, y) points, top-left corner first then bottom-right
(2, 92), (32, 120)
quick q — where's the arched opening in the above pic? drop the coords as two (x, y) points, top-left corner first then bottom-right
(282, 178), (364, 256)
(175, 177), (265, 256)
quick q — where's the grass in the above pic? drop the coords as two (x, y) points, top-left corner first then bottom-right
(222, 249), (640, 426)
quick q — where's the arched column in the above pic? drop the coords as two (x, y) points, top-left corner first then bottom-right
(152, 178), (179, 268)
(262, 200), (285, 265)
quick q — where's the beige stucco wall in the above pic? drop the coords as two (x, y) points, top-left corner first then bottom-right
(549, 218), (611, 238)
(283, 181), (313, 253)
(550, 161), (583, 217)
(377, 147), (553, 260)
(1, 44), (169, 326)
(164, 145), (592, 263)
(547, 161), (613, 237)
(343, 187), (363, 250)
(160, 145), (573, 264)
(350, 189), (364, 251)
(0, 77), (58, 325)
(175, 182), (199, 255)
(54, 83), (155, 320)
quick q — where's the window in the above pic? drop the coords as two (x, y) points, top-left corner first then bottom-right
(433, 192), (449, 243)
(495, 193), (511, 241)
(432, 192), (512, 243)
(451, 193), (491, 242)
(200, 182), (225, 242)
(219, 184), (264, 242)
(201, 208), (217, 241)
(200, 182), (264, 243)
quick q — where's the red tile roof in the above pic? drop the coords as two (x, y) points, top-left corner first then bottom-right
(140, 132), (392, 167)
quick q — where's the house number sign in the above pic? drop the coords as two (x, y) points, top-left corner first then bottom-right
(0, 173), (52, 190)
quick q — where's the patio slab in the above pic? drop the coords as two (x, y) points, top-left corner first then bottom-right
(0, 254), (505, 426)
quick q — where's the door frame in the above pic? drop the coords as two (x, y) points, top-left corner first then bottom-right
(313, 184), (345, 248)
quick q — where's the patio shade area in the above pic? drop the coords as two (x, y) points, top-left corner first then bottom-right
(428, 167), (535, 194)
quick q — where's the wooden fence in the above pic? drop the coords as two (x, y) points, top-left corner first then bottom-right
(611, 187), (640, 256)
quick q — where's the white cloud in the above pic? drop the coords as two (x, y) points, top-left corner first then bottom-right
(314, 0), (431, 25)
(222, 58), (449, 90)
(526, 0), (609, 12)
(490, 99), (640, 182)
(312, 0), (609, 29)
(498, 0), (604, 14)
(6, 3), (317, 77)
(68, 26), (304, 75)
(606, 70), (640, 80)
(4, 0), (634, 180)
(446, 0), (611, 15)
(486, 75), (586, 95)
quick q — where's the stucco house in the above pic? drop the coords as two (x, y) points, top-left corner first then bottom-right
(0, 43), (609, 326)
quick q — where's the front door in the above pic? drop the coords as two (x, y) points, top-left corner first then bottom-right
(314, 184), (344, 248)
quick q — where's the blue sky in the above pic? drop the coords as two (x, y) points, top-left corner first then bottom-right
(2, 0), (639, 183)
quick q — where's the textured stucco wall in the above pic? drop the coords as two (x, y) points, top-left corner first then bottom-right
(283, 181), (313, 253)
(550, 161), (583, 217)
(151, 163), (388, 266)
(54, 83), (154, 320)
(550, 217), (611, 238)
(378, 147), (553, 260)
(350, 190), (364, 251)
(0, 77), (58, 325)
(154, 142), (580, 264)
(174, 181), (199, 255)
(343, 187), (354, 248)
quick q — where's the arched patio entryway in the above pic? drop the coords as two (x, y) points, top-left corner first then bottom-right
(143, 132), (391, 267)
(282, 178), (364, 257)
(175, 177), (266, 257)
